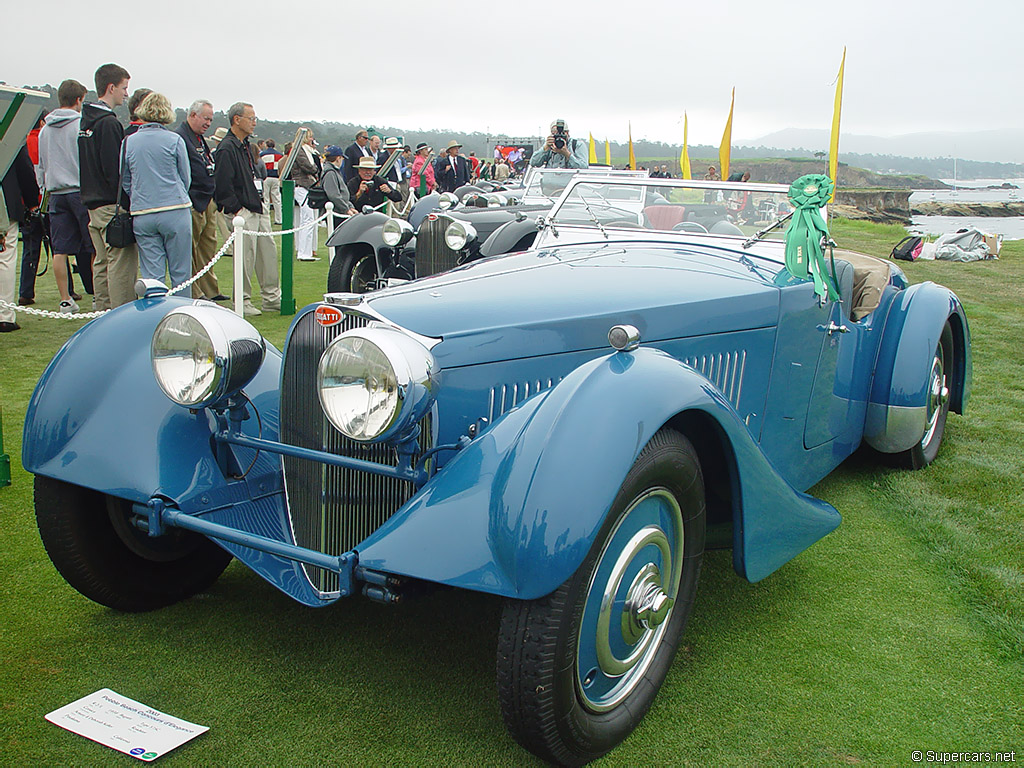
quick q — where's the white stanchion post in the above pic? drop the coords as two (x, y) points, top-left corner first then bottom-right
(232, 215), (245, 316)
(324, 202), (335, 264)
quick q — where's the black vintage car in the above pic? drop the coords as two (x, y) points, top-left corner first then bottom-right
(324, 168), (648, 294)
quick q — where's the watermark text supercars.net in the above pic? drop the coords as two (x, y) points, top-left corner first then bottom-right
(911, 751), (1016, 764)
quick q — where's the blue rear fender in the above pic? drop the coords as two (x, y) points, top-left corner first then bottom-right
(864, 282), (971, 453)
(357, 346), (841, 598)
(22, 297), (283, 503)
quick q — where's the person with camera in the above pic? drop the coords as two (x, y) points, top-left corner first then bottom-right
(176, 99), (226, 301)
(530, 119), (589, 170)
(347, 157), (402, 210)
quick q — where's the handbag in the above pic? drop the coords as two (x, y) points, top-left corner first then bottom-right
(306, 179), (329, 210)
(106, 139), (136, 248)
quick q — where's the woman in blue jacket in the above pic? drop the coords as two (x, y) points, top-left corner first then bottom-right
(122, 92), (192, 289)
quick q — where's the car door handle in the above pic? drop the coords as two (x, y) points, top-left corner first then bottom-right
(818, 321), (849, 335)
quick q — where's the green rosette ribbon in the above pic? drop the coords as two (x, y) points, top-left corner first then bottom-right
(784, 174), (837, 301)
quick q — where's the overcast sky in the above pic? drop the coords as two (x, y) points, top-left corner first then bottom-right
(5, 0), (1021, 160)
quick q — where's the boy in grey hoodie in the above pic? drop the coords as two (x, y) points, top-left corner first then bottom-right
(38, 79), (92, 312)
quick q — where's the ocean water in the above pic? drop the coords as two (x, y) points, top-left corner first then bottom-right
(909, 177), (1024, 239)
(908, 215), (1024, 241)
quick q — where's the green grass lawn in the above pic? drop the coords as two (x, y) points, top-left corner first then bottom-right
(1, 222), (1021, 765)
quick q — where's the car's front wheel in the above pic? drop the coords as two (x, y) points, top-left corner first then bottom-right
(326, 248), (378, 294)
(496, 429), (705, 766)
(35, 477), (233, 612)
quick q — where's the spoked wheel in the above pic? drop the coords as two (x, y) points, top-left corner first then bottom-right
(889, 323), (953, 469)
(35, 476), (232, 612)
(497, 429), (705, 766)
(326, 248), (378, 294)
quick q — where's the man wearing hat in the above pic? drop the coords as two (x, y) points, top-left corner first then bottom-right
(410, 143), (435, 197)
(437, 140), (470, 193)
(347, 157), (402, 211)
(378, 137), (406, 215)
(530, 118), (588, 170)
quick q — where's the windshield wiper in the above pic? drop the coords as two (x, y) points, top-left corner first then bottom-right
(575, 193), (609, 239)
(742, 210), (794, 249)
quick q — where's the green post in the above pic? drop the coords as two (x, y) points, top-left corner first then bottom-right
(0, 406), (11, 488)
(279, 178), (297, 315)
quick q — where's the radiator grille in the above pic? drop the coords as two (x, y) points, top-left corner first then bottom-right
(415, 214), (462, 278)
(280, 308), (431, 596)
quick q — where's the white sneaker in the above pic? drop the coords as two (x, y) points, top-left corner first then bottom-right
(242, 304), (262, 317)
(296, 255), (319, 262)
(59, 300), (79, 314)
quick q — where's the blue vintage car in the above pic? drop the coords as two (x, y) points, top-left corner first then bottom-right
(24, 176), (970, 765)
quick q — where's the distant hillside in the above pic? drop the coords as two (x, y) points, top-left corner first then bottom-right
(687, 158), (945, 190)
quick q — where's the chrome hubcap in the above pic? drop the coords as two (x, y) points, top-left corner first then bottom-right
(922, 346), (949, 447)
(577, 488), (684, 712)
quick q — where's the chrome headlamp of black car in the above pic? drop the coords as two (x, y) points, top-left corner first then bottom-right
(444, 220), (477, 251)
(317, 326), (437, 443)
(381, 217), (414, 247)
(151, 305), (266, 408)
(438, 192), (458, 210)
(485, 193), (508, 208)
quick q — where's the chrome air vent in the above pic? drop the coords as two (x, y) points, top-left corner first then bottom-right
(685, 350), (746, 409)
(281, 307), (432, 596)
(488, 377), (563, 422)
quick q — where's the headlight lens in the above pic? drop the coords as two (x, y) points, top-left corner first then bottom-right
(438, 192), (458, 210)
(381, 217), (413, 247)
(152, 305), (265, 408)
(318, 326), (436, 443)
(485, 193), (507, 208)
(444, 220), (477, 251)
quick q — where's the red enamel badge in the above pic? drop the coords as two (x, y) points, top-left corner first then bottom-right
(315, 305), (344, 327)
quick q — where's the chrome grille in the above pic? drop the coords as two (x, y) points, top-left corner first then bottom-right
(280, 308), (431, 596)
(415, 214), (461, 278)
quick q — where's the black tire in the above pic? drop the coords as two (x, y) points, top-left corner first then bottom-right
(35, 476), (233, 612)
(889, 323), (954, 470)
(496, 429), (706, 766)
(326, 247), (377, 294)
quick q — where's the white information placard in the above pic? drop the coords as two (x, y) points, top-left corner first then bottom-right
(45, 688), (208, 761)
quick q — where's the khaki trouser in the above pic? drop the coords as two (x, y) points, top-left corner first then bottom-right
(190, 203), (221, 299)
(224, 208), (280, 310)
(88, 204), (138, 309)
(263, 176), (283, 225)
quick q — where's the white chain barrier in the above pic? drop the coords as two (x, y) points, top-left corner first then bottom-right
(0, 202), (335, 323)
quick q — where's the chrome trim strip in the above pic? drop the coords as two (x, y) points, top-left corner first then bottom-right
(863, 403), (927, 453)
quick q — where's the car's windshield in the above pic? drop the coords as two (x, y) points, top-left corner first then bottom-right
(549, 179), (805, 242)
(521, 168), (648, 205)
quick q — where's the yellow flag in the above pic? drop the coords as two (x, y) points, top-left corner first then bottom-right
(829, 48), (846, 202)
(719, 88), (735, 180)
(680, 112), (692, 180)
(605, 138), (611, 166)
(588, 132), (597, 165)
(628, 122), (636, 170)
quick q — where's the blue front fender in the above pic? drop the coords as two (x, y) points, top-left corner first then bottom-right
(358, 346), (841, 598)
(22, 297), (283, 502)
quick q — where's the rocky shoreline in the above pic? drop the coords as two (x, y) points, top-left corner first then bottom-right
(910, 201), (1024, 217)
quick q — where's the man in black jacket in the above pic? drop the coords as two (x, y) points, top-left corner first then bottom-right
(213, 101), (280, 316)
(0, 146), (41, 331)
(343, 129), (373, 183)
(176, 99), (227, 302)
(436, 140), (471, 193)
(79, 62), (138, 310)
(347, 157), (402, 211)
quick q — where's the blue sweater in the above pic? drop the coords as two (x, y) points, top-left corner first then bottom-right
(122, 123), (191, 214)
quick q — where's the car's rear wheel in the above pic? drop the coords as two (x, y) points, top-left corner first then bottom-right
(889, 323), (953, 469)
(496, 429), (705, 766)
(35, 476), (232, 612)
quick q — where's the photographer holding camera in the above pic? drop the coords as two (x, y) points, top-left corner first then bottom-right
(529, 118), (589, 170)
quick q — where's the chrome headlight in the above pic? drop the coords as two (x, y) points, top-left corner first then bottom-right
(151, 305), (265, 408)
(485, 193), (508, 208)
(444, 220), (477, 251)
(381, 217), (414, 247)
(317, 326), (437, 443)
(438, 192), (458, 210)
